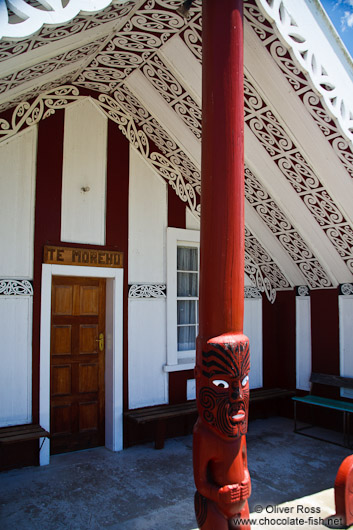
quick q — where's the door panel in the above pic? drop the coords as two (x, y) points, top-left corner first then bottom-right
(50, 276), (105, 454)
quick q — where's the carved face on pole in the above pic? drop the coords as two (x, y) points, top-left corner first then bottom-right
(196, 337), (250, 440)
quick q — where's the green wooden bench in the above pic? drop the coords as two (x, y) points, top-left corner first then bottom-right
(125, 387), (294, 449)
(292, 373), (353, 447)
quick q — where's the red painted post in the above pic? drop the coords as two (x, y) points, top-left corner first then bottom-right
(334, 455), (353, 527)
(193, 1), (251, 528)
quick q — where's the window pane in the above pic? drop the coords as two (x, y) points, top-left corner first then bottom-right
(177, 247), (198, 271)
(178, 325), (196, 351)
(178, 300), (196, 325)
(177, 272), (198, 297)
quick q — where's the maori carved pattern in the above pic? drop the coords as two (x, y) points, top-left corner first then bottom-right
(245, 226), (290, 303)
(0, 0), (330, 299)
(297, 285), (310, 297)
(0, 0), (130, 40)
(244, 286), (262, 299)
(128, 284), (166, 297)
(142, 53), (201, 139)
(194, 335), (251, 529)
(0, 39), (106, 100)
(74, 0), (196, 93)
(179, 7), (202, 62)
(244, 73), (353, 275)
(243, 0), (353, 180)
(340, 283), (353, 296)
(0, 2), (135, 63)
(0, 72), (81, 114)
(199, 341), (250, 438)
(97, 86), (201, 212)
(0, 85), (83, 141)
(0, 280), (33, 295)
(249, 0), (353, 142)
(245, 167), (332, 289)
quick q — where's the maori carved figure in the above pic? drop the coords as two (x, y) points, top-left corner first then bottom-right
(193, 333), (251, 529)
(334, 454), (353, 527)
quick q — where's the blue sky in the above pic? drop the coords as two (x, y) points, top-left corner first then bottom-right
(320, 0), (353, 57)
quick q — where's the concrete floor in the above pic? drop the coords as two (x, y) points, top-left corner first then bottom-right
(0, 417), (351, 530)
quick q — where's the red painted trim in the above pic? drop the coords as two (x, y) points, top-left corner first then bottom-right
(262, 290), (296, 389)
(169, 370), (194, 404)
(106, 119), (130, 411)
(32, 110), (65, 423)
(32, 109), (131, 426)
(311, 289), (339, 377)
(199, 0), (244, 339)
(168, 185), (186, 229)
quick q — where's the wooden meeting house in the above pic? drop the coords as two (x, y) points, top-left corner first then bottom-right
(1, 0), (353, 469)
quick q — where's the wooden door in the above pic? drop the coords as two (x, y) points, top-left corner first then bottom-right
(50, 276), (106, 454)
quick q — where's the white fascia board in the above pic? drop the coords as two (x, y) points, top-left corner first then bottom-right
(255, 0), (353, 142)
(126, 69), (201, 168)
(245, 200), (304, 287)
(245, 126), (352, 285)
(160, 35), (202, 107)
(245, 20), (353, 226)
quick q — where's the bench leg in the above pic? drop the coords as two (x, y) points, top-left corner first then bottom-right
(343, 412), (349, 448)
(347, 412), (351, 447)
(294, 401), (297, 432)
(155, 420), (166, 450)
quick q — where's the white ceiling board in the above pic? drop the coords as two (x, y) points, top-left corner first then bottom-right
(126, 69), (201, 167)
(160, 35), (202, 107)
(244, 19), (353, 225)
(245, 200), (305, 286)
(245, 125), (352, 285)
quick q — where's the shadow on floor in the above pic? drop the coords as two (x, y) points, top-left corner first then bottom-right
(0, 417), (350, 530)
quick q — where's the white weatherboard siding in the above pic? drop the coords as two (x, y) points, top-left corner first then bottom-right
(0, 127), (36, 278)
(186, 208), (200, 230)
(128, 147), (167, 283)
(340, 295), (353, 399)
(244, 298), (263, 389)
(61, 98), (107, 245)
(128, 146), (168, 407)
(0, 297), (32, 426)
(128, 299), (168, 408)
(296, 297), (312, 391)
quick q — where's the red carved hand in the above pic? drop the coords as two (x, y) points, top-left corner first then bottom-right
(218, 484), (241, 503)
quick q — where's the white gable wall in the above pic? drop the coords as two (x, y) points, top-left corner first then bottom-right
(0, 296), (32, 426)
(61, 98), (108, 246)
(0, 127), (37, 278)
(0, 127), (36, 427)
(128, 147), (168, 408)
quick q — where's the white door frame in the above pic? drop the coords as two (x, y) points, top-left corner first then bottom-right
(39, 264), (124, 465)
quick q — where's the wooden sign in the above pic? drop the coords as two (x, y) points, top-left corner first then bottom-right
(44, 246), (123, 268)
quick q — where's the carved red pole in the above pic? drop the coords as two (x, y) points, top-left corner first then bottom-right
(193, 1), (251, 528)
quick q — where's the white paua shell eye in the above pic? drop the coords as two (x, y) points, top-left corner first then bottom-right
(241, 375), (249, 387)
(212, 379), (229, 389)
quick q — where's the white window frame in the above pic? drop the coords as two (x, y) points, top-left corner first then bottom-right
(165, 228), (200, 372)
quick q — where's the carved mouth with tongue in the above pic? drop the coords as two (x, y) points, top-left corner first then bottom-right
(231, 408), (245, 422)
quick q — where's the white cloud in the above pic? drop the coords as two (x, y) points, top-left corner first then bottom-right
(341, 10), (353, 30)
